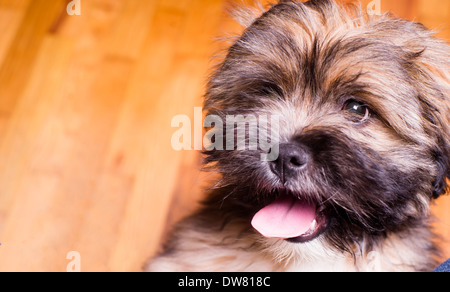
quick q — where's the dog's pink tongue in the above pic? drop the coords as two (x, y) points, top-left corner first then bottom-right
(251, 196), (316, 239)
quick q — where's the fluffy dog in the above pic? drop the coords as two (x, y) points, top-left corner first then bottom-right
(147, 0), (449, 272)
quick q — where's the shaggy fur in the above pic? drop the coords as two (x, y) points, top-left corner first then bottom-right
(147, 0), (450, 272)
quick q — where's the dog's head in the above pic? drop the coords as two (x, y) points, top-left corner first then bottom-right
(203, 0), (449, 256)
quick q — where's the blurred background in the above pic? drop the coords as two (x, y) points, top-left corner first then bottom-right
(0, 0), (448, 272)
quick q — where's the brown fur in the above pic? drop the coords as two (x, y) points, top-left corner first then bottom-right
(147, 0), (449, 272)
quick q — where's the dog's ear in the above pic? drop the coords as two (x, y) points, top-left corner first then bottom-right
(394, 22), (450, 199)
(415, 39), (450, 199)
(432, 142), (450, 199)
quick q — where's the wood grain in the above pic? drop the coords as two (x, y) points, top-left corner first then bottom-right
(0, 0), (448, 272)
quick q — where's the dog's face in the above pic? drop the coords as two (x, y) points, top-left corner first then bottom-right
(203, 0), (450, 256)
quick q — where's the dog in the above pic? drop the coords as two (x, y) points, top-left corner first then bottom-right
(147, 0), (449, 272)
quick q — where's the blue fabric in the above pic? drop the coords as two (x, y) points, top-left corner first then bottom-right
(434, 259), (450, 272)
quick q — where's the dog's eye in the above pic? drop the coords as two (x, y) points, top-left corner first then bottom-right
(343, 100), (370, 123)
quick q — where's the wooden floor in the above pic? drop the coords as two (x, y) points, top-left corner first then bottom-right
(0, 0), (448, 272)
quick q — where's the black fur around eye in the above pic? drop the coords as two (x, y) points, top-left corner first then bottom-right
(343, 100), (370, 123)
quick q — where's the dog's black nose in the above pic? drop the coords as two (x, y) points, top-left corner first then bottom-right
(271, 143), (310, 184)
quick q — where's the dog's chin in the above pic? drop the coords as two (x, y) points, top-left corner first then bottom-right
(253, 189), (329, 244)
